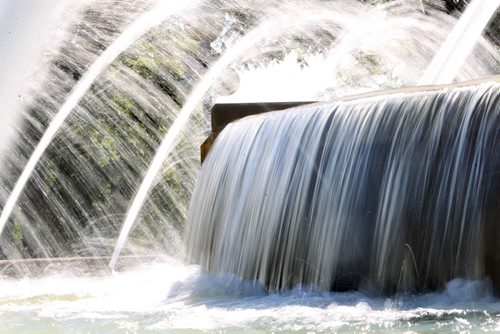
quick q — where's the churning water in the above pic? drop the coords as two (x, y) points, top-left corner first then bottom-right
(1, 258), (500, 333)
(0, 0), (499, 332)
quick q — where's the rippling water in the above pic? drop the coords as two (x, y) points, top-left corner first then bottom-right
(0, 258), (498, 333)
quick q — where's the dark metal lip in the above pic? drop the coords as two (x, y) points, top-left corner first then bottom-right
(210, 75), (500, 131)
(210, 101), (316, 132)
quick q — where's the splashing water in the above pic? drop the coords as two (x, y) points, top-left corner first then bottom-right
(1, 258), (499, 332)
(419, 0), (500, 85)
(109, 3), (364, 269)
(0, 0), (199, 238)
(0, 0), (499, 332)
(109, 0), (500, 268)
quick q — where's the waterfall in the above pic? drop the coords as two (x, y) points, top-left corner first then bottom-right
(110, 0), (500, 268)
(186, 81), (500, 294)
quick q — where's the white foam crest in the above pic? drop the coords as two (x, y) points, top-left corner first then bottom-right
(151, 277), (500, 332)
(0, 259), (195, 314)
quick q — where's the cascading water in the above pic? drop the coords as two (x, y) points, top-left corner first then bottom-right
(186, 80), (500, 294)
(110, 0), (500, 268)
(0, 0), (500, 332)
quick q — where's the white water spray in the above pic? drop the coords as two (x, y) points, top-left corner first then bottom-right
(109, 0), (500, 268)
(108, 6), (362, 269)
(419, 0), (500, 85)
(0, 0), (199, 237)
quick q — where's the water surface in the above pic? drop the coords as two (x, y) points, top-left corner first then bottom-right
(1, 259), (498, 333)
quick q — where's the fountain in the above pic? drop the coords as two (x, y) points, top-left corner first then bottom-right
(0, 0), (499, 332)
(112, 0), (500, 268)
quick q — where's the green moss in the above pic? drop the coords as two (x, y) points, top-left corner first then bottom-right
(112, 94), (135, 117)
(12, 219), (23, 249)
(164, 168), (183, 197)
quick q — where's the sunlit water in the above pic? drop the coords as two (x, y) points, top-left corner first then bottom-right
(0, 0), (499, 332)
(0, 258), (499, 333)
(419, 0), (500, 85)
(0, 0), (200, 241)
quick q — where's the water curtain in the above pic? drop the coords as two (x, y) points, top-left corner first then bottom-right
(186, 81), (499, 293)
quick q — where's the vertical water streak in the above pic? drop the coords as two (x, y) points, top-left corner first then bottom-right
(0, 0), (200, 238)
(370, 88), (498, 289)
(186, 82), (499, 293)
(419, 0), (499, 85)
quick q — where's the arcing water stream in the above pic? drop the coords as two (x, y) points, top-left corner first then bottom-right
(0, 0), (199, 240)
(1, 0), (498, 260)
(109, 3), (367, 269)
(419, 0), (500, 85)
(110, 0), (500, 269)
